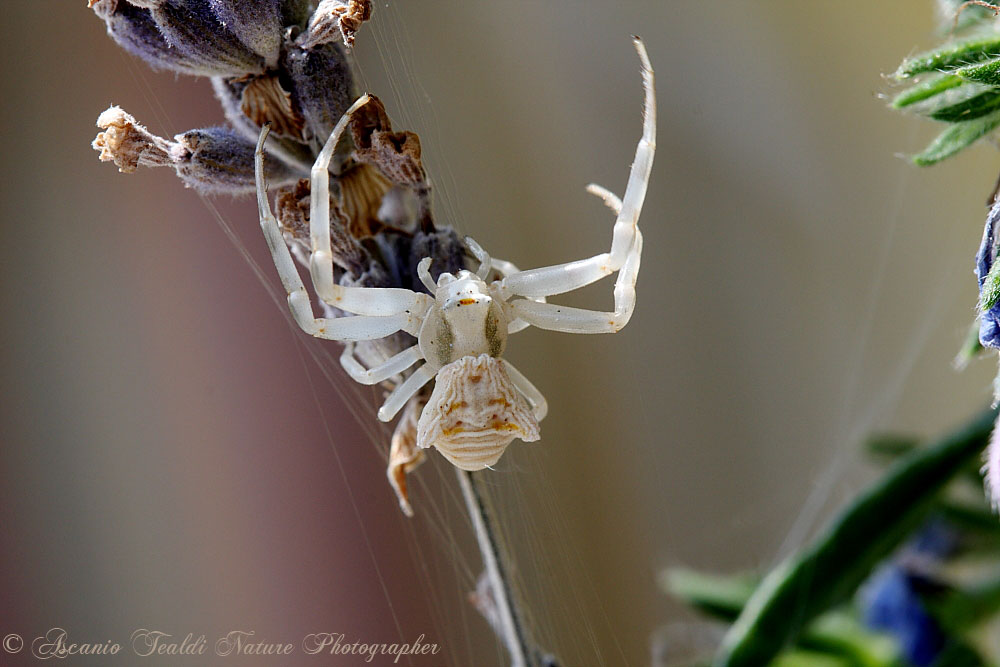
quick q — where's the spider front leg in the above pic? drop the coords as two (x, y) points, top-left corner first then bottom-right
(255, 126), (429, 341)
(498, 37), (654, 334)
(307, 95), (429, 317)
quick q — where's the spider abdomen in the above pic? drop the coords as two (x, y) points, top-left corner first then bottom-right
(417, 354), (540, 470)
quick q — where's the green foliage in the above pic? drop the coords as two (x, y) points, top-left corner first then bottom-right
(892, 74), (964, 108)
(661, 409), (999, 667)
(912, 110), (1000, 165)
(660, 568), (755, 621)
(896, 37), (1000, 79)
(981, 259), (1000, 311)
(661, 569), (902, 666)
(928, 88), (1000, 122)
(892, 15), (1000, 164)
(959, 58), (1000, 86)
(712, 408), (995, 667)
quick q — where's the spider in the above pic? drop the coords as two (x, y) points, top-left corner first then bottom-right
(253, 37), (654, 473)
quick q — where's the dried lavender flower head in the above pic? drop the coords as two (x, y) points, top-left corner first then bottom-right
(93, 106), (296, 192)
(90, 0), (373, 193)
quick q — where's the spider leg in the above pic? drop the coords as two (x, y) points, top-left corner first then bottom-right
(509, 228), (643, 334)
(377, 363), (436, 422)
(256, 127), (424, 340)
(307, 95), (431, 317)
(496, 37), (654, 329)
(340, 342), (424, 385)
(417, 257), (437, 293)
(585, 183), (623, 214)
(495, 183), (617, 335)
(488, 256), (545, 333)
(464, 237), (493, 280)
(502, 360), (548, 421)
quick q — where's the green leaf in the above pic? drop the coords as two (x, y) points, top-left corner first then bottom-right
(913, 110), (1000, 165)
(660, 569), (756, 621)
(865, 433), (919, 461)
(958, 56), (1000, 85)
(662, 570), (904, 667)
(928, 88), (1000, 121)
(897, 36), (1000, 78)
(928, 639), (989, 667)
(798, 613), (903, 667)
(712, 407), (997, 667)
(770, 650), (852, 667)
(892, 74), (965, 109)
(934, 502), (1000, 558)
(981, 258), (1000, 311)
(930, 573), (1000, 632)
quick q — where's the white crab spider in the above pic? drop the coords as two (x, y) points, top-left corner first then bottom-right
(254, 37), (654, 471)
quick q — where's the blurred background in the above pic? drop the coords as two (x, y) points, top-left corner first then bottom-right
(1, 1), (997, 665)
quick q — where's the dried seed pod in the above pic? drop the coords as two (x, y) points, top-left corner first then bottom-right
(388, 395), (427, 517)
(298, 0), (372, 49)
(416, 355), (540, 471)
(93, 107), (296, 194)
(208, 0), (283, 66)
(283, 41), (356, 144)
(90, 0), (216, 76)
(174, 126), (297, 193)
(149, 0), (266, 77)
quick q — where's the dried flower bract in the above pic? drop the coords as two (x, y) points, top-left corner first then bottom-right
(93, 106), (173, 172)
(299, 0), (372, 49)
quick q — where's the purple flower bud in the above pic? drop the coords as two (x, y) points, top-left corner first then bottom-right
(283, 41), (355, 145)
(861, 565), (945, 667)
(148, 0), (265, 77)
(208, 0), (283, 67)
(976, 198), (1000, 348)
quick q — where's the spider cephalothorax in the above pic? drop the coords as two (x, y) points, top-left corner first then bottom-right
(254, 37), (655, 508)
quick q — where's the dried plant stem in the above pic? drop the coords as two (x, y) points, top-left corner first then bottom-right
(456, 468), (536, 667)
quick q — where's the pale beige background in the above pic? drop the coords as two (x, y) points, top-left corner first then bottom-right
(1, 2), (995, 666)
